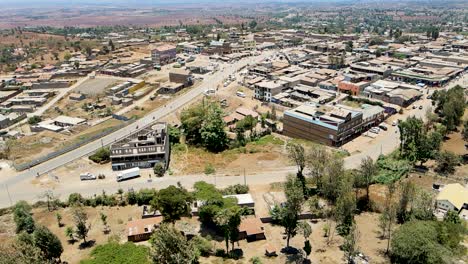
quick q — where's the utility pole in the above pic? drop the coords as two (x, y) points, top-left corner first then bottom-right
(243, 168), (246, 185)
(5, 184), (12, 206)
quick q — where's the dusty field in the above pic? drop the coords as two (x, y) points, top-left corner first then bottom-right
(10, 118), (124, 164)
(170, 134), (288, 176)
(74, 77), (121, 96)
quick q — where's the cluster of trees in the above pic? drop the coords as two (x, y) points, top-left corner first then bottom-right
(0, 201), (63, 263)
(432, 85), (466, 131)
(398, 116), (443, 165)
(180, 100), (228, 152)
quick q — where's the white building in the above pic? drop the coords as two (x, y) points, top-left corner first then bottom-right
(435, 183), (468, 215)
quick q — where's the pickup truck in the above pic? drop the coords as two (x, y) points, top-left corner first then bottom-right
(80, 172), (96, 181)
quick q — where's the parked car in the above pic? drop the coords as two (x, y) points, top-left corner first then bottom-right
(369, 127), (380, 134)
(419, 105), (423, 110)
(378, 124), (388, 131)
(236, 91), (246, 98)
(413, 105), (418, 109)
(80, 172), (96, 181)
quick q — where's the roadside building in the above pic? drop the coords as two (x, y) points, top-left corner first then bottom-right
(127, 216), (163, 242)
(151, 44), (177, 65)
(110, 123), (169, 170)
(283, 103), (369, 146)
(159, 69), (193, 94)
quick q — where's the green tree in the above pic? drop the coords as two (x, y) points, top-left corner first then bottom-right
(462, 120), (468, 142)
(287, 142), (307, 194)
(443, 210), (461, 225)
(72, 207), (90, 244)
(63, 51), (71, 61)
(249, 20), (257, 30)
(153, 162), (165, 177)
(358, 156), (378, 208)
(32, 225), (63, 261)
(342, 225), (359, 263)
(13, 201), (35, 234)
(56, 212), (62, 227)
(278, 175), (304, 247)
(151, 185), (192, 223)
(108, 39), (115, 51)
(200, 103), (228, 152)
(391, 221), (452, 264)
(28, 115), (42, 125)
(65, 226), (75, 243)
(0, 240), (46, 264)
(397, 181), (415, 224)
(334, 173), (356, 236)
(150, 224), (197, 264)
(214, 205), (241, 252)
(435, 151), (460, 174)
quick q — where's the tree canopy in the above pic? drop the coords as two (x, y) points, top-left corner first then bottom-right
(151, 185), (192, 223)
(150, 224), (197, 264)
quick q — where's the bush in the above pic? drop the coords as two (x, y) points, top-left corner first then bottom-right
(28, 116), (42, 125)
(192, 236), (213, 257)
(68, 193), (84, 206)
(81, 242), (151, 264)
(89, 147), (110, 164)
(204, 163), (215, 175)
(153, 163), (165, 177)
(222, 184), (249, 195)
(250, 256), (263, 264)
(436, 151), (460, 174)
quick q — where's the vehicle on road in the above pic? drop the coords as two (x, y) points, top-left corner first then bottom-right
(413, 105), (418, 109)
(116, 167), (140, 182)
(419, 105), (423, 110)
(80, 172), (96, 181)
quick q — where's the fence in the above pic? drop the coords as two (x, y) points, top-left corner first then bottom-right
(13, 118), (136, 171)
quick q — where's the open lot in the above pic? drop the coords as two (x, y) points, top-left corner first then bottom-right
(74, 77), (121, 95)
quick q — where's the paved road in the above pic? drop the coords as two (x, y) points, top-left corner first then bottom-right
(2, 51), (274, 187)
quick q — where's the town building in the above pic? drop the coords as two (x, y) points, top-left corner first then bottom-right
(435, 183), (468, 216)
(127, 216), (163, 242)
(151, 44), (177, 65)
(110, 123), (170, 171)
(283, 103), (384, 146)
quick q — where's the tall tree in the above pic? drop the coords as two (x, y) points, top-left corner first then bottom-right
(32, 225), (63, 261)
(150, 224), (197, 264)
(342, 225), (359, 264)
(307, 145), (330, 191)
(13, 201), (35, 234)
(279, 175), (305, 248)
(397, 181), (415, 224)
(334, 173), (356, 236)
(287, 142), (307, 194)
(358, 156), (378, 208)
(379, 181), (397, 254)
(151, 185), (192, 224)
(214, 205), (241, 252)
(72, 207), (90, 244)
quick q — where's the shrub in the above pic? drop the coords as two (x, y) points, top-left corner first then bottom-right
(28, 116), (42, 125)
(436, 151), (460, 174)
(222, 184), (249, 195)
(68, 193), (84, 206)
(89, 147), (110, 164)
(192, 236), (213, 257)
(204, 163), (215, 175)
(153, 163), (165, 177)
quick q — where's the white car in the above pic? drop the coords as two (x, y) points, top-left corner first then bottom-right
(236, 91), (246, 98)
(369, 127), (380, 134)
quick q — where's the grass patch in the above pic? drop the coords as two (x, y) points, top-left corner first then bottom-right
(251, 135), (284, 146)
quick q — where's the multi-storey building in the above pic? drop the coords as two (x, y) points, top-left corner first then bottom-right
(110, 123), (170, 170)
